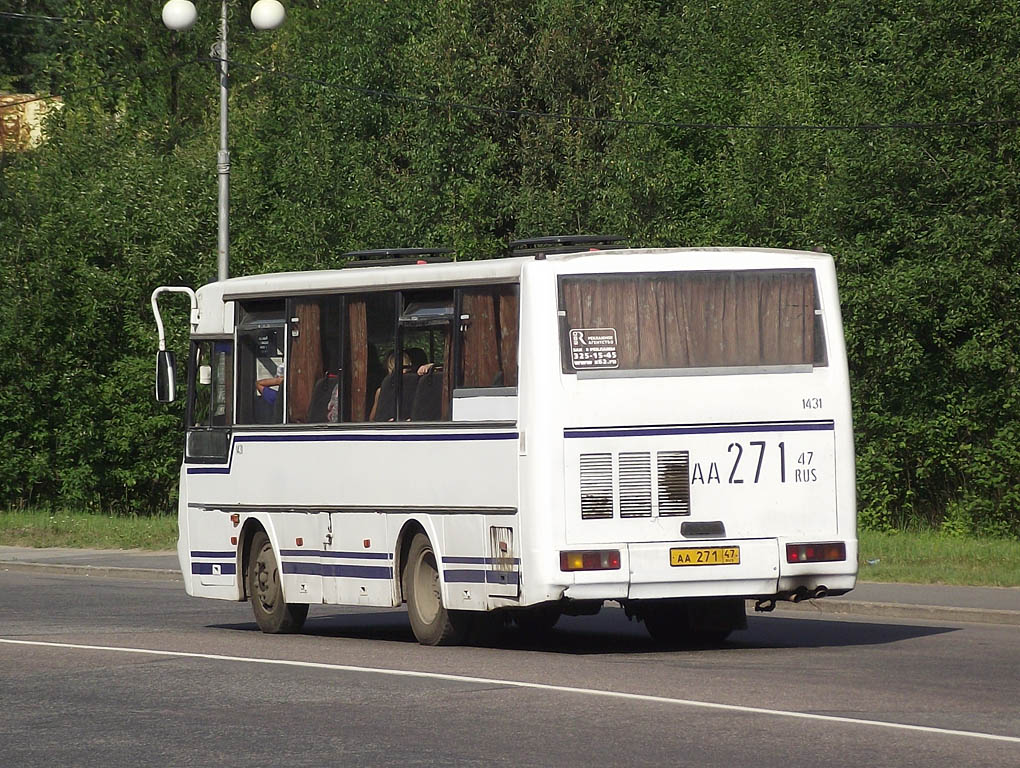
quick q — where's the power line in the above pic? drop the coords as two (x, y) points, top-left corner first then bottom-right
(0, 60), (197, 111)
(0, 11), (89, 24)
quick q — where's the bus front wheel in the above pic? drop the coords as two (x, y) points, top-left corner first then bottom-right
(248, 530), (308, 634)
(403, 533), (470, 646)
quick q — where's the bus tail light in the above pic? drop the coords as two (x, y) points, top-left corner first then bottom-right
(560, 550), (621, 572)
(786, 542), (846, 563)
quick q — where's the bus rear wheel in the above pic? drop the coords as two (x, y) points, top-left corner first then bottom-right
(642, 598), (744, 646)
(403, 533), (470, 646)
(248, 530), (308, 634)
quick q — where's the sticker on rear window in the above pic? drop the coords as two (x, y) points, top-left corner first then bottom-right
(569, 328), (619, 370)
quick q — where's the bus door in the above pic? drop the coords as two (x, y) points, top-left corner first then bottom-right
(185, 338), (235, 587)
(186, 339), (233, 465)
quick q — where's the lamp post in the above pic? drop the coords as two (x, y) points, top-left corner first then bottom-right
(162, 0), (286, 282)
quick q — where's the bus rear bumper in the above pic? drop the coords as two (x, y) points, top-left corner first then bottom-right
(554, 539), (858, 604)
(626, 538), (780, 600)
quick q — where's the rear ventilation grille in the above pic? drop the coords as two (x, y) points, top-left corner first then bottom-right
(579, 453), (614, 519)
(657, 451), (691, 516)
(618, 452), (652, 517)
(578, 450), (691, 519)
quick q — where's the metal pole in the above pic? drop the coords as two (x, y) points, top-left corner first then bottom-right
(216, 0), (230, 281)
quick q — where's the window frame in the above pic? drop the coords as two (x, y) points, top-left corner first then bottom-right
(223, 280), (522, 426)
(234, 300), (288, 426)
(184, 338), (233, 463)
(558, 269), (827, 377)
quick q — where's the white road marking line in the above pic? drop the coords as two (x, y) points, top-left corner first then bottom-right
(2, 637), (1017, 744)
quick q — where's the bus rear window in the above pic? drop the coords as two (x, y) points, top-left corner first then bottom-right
(559, 269), (825, 373)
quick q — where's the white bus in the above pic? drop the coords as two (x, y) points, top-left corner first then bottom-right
(152, 240), (857, 645)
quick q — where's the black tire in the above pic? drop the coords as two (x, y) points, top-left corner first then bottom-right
(642, 602), (688, 645)
(248, 530), (308, 634)
(642, 599), (742, 646)
(403, 532), (470, 646)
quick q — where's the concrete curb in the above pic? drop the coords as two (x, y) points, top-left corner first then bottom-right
(762, 597), (1020, 626)
(0, 561), (182, 582)
(3, 559), (1017, 626)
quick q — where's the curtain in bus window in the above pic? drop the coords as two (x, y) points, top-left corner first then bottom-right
(288, 300), (322, 423)
(461, 287), (519, 387)
(347, 298), (369, 421)
(499, 288), (519, 386)
(442, 329), (453, 420)
(561, 271), (815, 369)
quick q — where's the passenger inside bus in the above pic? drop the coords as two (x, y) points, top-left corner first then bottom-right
(254, 374), (283, 423)
(369, 351), (411, 421)
(306, 370), (340, 423)
(370, 349), (434, 421)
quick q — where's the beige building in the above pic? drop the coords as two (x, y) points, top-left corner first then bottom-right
(0, 94), (63, 151)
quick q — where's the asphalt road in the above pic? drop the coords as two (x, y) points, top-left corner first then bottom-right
(1, 570), (1017, 767)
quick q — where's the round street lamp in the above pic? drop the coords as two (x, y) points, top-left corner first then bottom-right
(162, 0), (197, 31)
(162, 1), (286, 281)
(250, 0), (286, 30)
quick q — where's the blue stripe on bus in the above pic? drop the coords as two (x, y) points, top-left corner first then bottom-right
(323, 564), (393, 579)
(191, 550), (235, 558)
(442, 556), (521, 565)
(564, 420), (835, 439)
(186, 430), (518, 475)
(191, 562), (236, 575)
(282, 561), (393, 579)
(282, 561), (321, 576)
(443, 569), (520, 585)
(485, 571), (519, 585)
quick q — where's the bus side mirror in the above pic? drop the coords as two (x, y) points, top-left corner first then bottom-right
(156, 350), (177, 403)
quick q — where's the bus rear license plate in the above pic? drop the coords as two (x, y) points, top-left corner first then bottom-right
(670, 547), (740, 566)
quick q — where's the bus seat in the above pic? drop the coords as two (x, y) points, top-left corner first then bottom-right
(411, 369), (443, 421)
(307, 372), (339, 423)
(373, 372), (398, 421)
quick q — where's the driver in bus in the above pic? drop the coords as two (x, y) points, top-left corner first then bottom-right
(255, 368), (284, 423)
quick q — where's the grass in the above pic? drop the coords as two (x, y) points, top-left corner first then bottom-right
(858, 529), (1020, 587)
(1, 510), (1017, 587)
(0, 509), (177, 550)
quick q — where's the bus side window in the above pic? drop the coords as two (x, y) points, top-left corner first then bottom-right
(185, 339), (234, 462)
(191, 342), (213, 427)
(235, 300), (286, 425)
(400, 289), (455, 422)
(459, 286), (519, 388)
(346, 292), (395, 422)
(189, 340), (233, 428)
(288, 296), (341, 424)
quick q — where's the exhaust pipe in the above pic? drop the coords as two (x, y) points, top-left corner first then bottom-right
(812, 586), (828, 599)
(789, 587), (810, 603)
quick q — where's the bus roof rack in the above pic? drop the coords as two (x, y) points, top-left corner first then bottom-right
(341, 247), (455, 268)
(507, 235), (626, 259)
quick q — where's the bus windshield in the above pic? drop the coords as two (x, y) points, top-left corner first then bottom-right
(560, 269), (825, 373)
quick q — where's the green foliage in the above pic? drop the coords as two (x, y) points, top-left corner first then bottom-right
(0, 0), (1018, 533)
